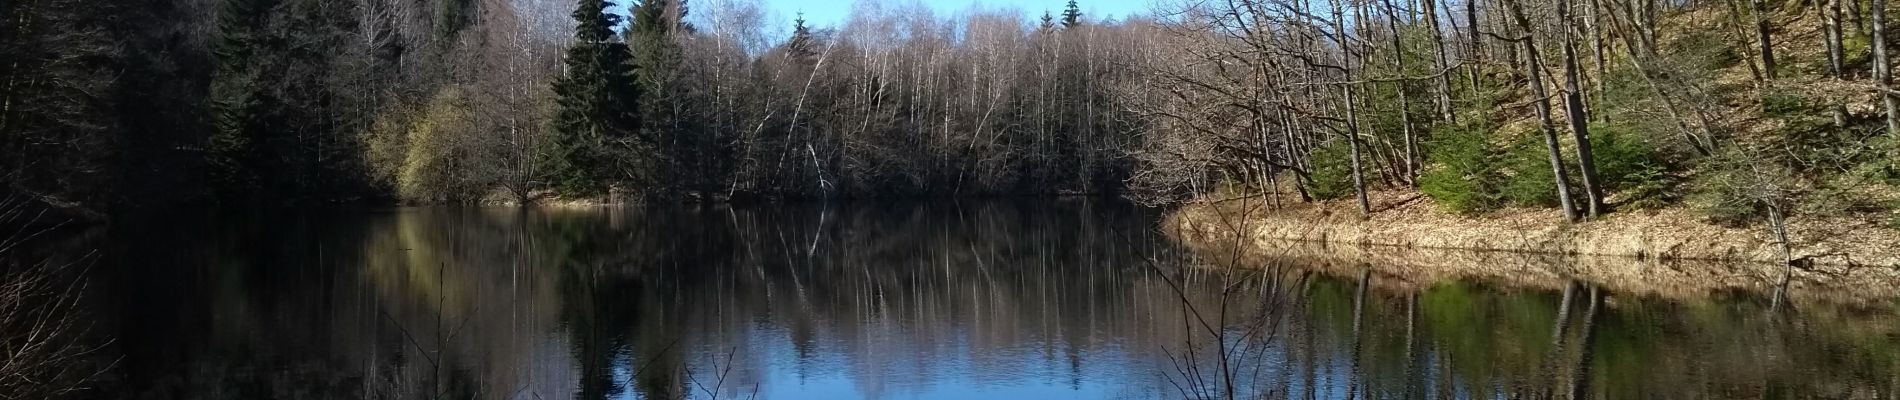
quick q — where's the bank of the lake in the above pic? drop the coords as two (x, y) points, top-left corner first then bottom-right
(1168, 192), (1900, 304)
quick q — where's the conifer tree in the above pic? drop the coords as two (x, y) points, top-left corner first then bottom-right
(788, 13), (816, 63)
(1061, 0), (1083, 28)
(207, 0), (274, 199)
(548, 0), (640, 195)
(630, 0), (703, 196)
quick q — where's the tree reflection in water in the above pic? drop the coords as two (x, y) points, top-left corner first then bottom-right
(63, 201), (1900, 399)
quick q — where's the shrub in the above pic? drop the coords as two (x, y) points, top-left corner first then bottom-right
(1587, 123), (1674, 208)
(1305, 138), (1358, 201)
(1689, 148), (1805, 227)
(1419, 122), (1500, 214)
(362, 88), (494, 203)
(1501, 135), (1563, 207)
(1689, 160), (1766, 226)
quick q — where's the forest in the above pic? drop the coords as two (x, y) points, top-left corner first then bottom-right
(6, 0), (1900, 232)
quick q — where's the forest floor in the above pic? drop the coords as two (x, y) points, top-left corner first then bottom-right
(1166, 191), (1900, 307)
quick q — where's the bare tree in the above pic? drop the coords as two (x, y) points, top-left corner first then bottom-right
(1504, 0), (1582, 222)
(1559, 0), (1606, 217)
(1874, 0), (1900, 137)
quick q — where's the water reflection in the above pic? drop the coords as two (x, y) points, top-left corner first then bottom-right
(73, 202), (1900, 399)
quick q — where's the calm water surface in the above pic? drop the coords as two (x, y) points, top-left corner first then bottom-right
(60, 201), (1900, 399)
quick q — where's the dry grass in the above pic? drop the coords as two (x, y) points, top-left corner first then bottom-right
(1168, 191), (1900, 307)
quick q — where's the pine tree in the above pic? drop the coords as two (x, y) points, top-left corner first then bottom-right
(1040, 11), (1057, 33)
(1061, 0), (1083, 29)
(548, 0), (640, 195)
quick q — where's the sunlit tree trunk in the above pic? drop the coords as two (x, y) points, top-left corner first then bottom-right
(1332, 0), (1373, 214)
(1825, 0), (1849, 127)
(1383, 0), (1420, 185)
(1505, 0), (1582, 222)
(1561, 0), (1607, 217)
(1421, 0), (1458, 124)
(1875, 0), (1900, 138)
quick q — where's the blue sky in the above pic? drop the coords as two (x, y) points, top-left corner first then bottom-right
(755, 0), (1153, 29)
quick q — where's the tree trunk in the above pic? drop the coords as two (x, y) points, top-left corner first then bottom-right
(1588, 0), (1611, 122)
(1826, 0), (1849, 127)
(1753, 0), (1777, 79)
(1569, 285), (1603, 400)
(1561, 0), (1607, 217)
(1466, 0), (1484, 97)
(1505, 0), (1582, 222)
(1726, 0), (1768, 83)
(1383, 0), (1421, 185)
(1875, 0), (1900, 137)
(1334, 0), (1373, 214)
(1426, 0), (1458, 123)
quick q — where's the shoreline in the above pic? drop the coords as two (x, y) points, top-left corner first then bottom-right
(1165, 193), (1900, 306)
(1168, 192), (1900, 266)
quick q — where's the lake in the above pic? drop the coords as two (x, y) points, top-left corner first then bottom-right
(46, 201), (1900, 399)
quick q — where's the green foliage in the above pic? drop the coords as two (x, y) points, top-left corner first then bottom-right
(1844, 33), (1872, 66)
(1306, 139), (1358, 201)
(1062, 0), (1083, 28)
(547, 0), (642, 196)
(1419, 123), (1500, 214)
(1689, 164), (1767, 226)
(1760, 92), (1816, 117)
(630, 0), (726, 196)
(1587, 123), (1673, 208)
(205, 0), (375, 202)
(1451, 65), (1515, 122)
(1500, 135), (1562, 207)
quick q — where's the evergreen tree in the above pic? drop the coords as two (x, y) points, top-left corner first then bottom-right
(675, 0), (698, 34)
(207, 0), (274, 199)
(788, 13), (816, 63)
(435, 0), (478, 40)
(548, 0), (641, 195)
(1061, 0), (1083, 29)
(630, 0), (708, 197)
(1040, 11), (1056, 33)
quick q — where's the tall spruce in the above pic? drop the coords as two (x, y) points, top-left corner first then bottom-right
(207, 0), (273, 200)
(630, 0), (705, 197)
(548, 0), (640, 195)
(1062, 0), (1083, 28)
(788, 13), (816, 63)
